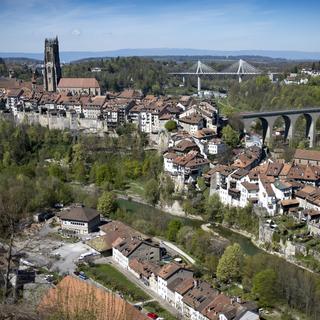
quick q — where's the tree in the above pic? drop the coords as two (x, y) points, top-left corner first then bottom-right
(252, 269), (278, 307)
(164, 120), (177, 132)
(166, 219), (182, 242)
(144, 179), (160, 205)
(0, 176), (32, 301)
(216, 243), (244, 283)
(97, 192), (117, 217)
(205, 194), (223, 222)
(222, 125), (239, 148)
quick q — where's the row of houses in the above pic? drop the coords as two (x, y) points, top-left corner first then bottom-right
(209, 149), (320, 225)
(89, 220), (259, 320)
(1, 77), (222, 135)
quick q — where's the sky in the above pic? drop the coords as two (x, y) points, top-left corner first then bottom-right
(1, 0), (320, 52)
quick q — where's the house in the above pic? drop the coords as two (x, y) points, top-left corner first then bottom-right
(295, 185), (320, 212)
(258, 180), (277, 216)
(57, 78), (101, 96)
(59, 205), (100, 235)
(240, 181), (259, 207)
(157, 262), (193, 301)
(163, 150), (210, 185)
(82, 96), (106, 119)
(112, 237), (161, 269)
(103, 98), (135, 129)
(179, 114), (205, 135)
(173, 278), (195, 314)
(287, 163), (320, 186)
(56, 94), (82, 114)
(139, 103), (169, 133)
(6, 88), (24, 110)
(207, 139), (227, 155)
(38, 276), (148, 320)
(182, 280), (218, 320)
(87, 220), (148, 255)
(128, 258), (160, 290)
(233, 146), (262, 170)
(294, 149), (320, 166)
(38, 92), (61, 111)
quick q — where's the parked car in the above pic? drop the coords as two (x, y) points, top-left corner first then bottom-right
(147, 312), (158, 319)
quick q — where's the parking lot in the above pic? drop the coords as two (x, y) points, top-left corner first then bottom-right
(51, 242), (97, 274)
(15, 220), (99, 274)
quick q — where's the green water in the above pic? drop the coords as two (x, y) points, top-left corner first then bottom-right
(117, 198), (261, 256)
(211, 224), (262, 256)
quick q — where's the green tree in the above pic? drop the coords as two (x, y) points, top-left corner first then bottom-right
(164, 120), (177, 132)
(216, 243), (244, 283)
(166, 219), (182, 242)
(196, 176), (206, 191)
(144, 179), (160, 205)
(222, 125), (239, 148)
(72, 161), (87, 183)
(205, 194), (223, 222)
(97, 192), (117, 217)
(252, 269), (278, 307)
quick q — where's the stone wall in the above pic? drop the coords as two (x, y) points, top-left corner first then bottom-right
(14, 111), (108, 134)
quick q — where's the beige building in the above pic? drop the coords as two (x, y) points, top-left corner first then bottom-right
(58, 78), (101, 96)
(59, 206), (100, 235)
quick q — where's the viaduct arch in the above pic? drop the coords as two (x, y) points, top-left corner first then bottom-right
(239, 108), (320, 147)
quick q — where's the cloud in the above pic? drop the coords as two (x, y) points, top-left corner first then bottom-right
(71, 29), (81, 36)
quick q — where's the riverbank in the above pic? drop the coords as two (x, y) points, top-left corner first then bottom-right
(116, 193), (318, 274)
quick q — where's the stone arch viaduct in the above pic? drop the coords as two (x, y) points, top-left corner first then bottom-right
(239, 108), (320, 147)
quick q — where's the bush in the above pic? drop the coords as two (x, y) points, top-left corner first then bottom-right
(164, 120), (177, 132)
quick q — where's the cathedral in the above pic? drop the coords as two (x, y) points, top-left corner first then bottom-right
(43, 37), (61, 92)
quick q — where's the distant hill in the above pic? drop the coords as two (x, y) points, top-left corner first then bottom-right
(4, 57), (41, 64)
(1, 48), (320, 63)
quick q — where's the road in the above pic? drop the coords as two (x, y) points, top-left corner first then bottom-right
(95, 257), (181, 318)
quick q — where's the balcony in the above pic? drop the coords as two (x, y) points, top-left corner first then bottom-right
(228, 188), (241, 200)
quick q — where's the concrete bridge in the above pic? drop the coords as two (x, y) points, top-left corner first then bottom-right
(239, 108), (320, 147)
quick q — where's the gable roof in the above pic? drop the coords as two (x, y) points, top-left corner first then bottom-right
(58, 78), (100, 88)
(38, 276), (148, 320)
(59, 206), (99, 222)
(294, 149), (320, 162)
(158, 262), (187, 280)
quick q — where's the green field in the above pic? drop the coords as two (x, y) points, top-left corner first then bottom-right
(143, 301), (177, 320)
(79, 264), (150, 303)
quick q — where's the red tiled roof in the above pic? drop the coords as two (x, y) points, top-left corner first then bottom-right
(58, 78), (100, 88)
(38, 276), (148, 320)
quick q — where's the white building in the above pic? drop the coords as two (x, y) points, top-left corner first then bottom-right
(59, 206), (100, 235)
(157, 263), (193, 301)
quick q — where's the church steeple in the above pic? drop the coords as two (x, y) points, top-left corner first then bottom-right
(43, 37), (61, 92)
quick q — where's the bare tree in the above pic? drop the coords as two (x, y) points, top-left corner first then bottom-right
(0, 177), (32, 302)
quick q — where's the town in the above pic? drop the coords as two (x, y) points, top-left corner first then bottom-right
(1, 34), (320, 320)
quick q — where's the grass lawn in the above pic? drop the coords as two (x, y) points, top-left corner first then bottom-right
(79, 264), (150, 303)
(143, 301), (177, 320)
(126, 180), (146, 198)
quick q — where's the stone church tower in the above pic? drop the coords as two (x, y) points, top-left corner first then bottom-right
(43, 37), (61, 92)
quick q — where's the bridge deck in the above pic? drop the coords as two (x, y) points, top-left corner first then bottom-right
(239, 108), (320, 119)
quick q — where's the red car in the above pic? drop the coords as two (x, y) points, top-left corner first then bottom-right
(147, 313), (158, 319)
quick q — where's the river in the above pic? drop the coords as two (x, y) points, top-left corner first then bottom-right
(117, 198), (262, 256)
